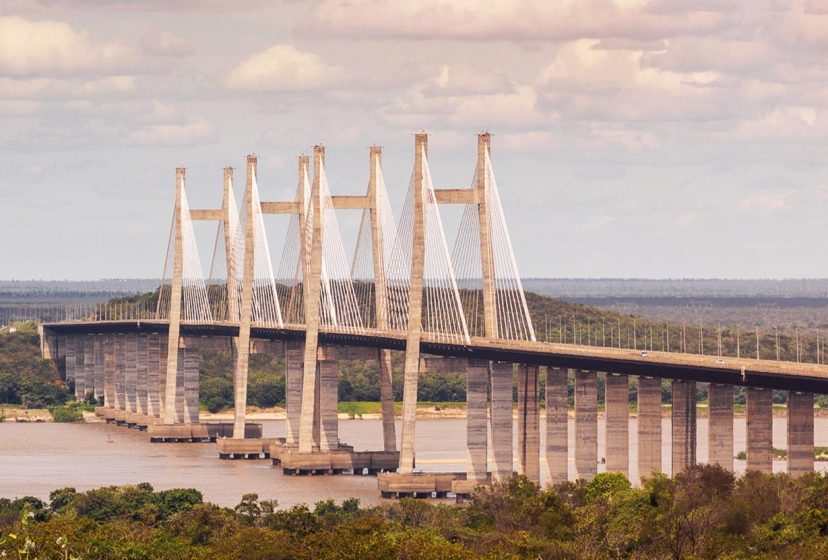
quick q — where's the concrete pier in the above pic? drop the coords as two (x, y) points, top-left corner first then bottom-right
(181, 347), (200, 424)
(93, 334), (104, 400)
(65, 335), (77, 396)
(637, 376), (662, 480)
(746, 386), (773, 472)
(124, 334), (137, 413)
(104, 334), (115, 408)
(545, 367), (568, 484)
(146, 334), (162, 418)
(490, 361), (513, 482)
(466, 359), (489, 482)
(318, 359), (339, 451)
(136, 334), (148, 416)
(671, 380), (696, 474)
(115, 335), (126, 412)
(708, 383), (733, 470)
(76, 335), (87, 399)
(517, 364), (540, 483)
(574, 369), (598, 481)
(285, 342), (302, 445)
(787, 391), (814, 477)
(605, 373), (629, 476)
(82, 335), (94, 400)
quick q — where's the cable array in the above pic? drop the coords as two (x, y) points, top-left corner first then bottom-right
(275, 172), (310, 325)
(316, 160), (363, 331)
(232, 170), (284, 327)
(351, 160), (397, 328)
(452, 151), (535, 341)
(387, 151), (469, 343)
(206, 179), (239, 322)
(156, 183), (213, 323)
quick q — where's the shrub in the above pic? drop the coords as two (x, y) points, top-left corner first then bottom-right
(49, 406), (82, 423)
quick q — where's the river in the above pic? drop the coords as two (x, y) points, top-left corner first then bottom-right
(1, 417), (826, 507)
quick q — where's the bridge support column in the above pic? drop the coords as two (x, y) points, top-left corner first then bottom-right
(65, 335), (78, 396)
(575, 369), (598, 481)
(746, 386), (772, 472)
(517, 364), (540, 483)
(546, 367), (568, 483)
(379, 349), (397, 453)
(115, 335), (127, 410)
(637, 376), (662, 481)
(284, 342), (302, 445)
(319, 359), (339, 451)
(76, 335), (88, 399)
(103, 334), (115, 408)
(146, 334), (162, 418)
(708, 383), (733, 470)
(605, 373), (629, 476)
(136, 334), (148, 417)
(671, 380), (696, 475)
(466, 359), (489, 482)
(787, 391), (814, 477)
(93, 334), (104, 400)
(124, 334), (137, 414)
(76, 335), (88, 400)
(490, 361), (514, 482)
(181, 347), (200, 424)
(82, 335), (94, 401)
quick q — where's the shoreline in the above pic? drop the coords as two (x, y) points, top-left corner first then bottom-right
(4, 402), (825, 423)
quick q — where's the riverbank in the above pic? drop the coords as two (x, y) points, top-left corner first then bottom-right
(199, 401), (828, 421)
(6, 401), (826, 423)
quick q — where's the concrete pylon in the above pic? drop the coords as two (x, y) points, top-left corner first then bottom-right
(83, 335), (94, 401)
(222, 166), (238, 322)
(368, 146), (397, 453)
(746, 386), (773, 472)
(637, 376), (662, 481)
(671, 380), (697, 474)
(545, 367), (568, 483)
(399, 134), (428, 474)
(231, 155), (257, 439)
(707, 383), (733, 470)
(162, 167), (185, 425)
(466, 359), (488, 482)
(517, 364), (540, 483)
(103, 334), (115, 408)
(574, 369), (598, 481)
(284, 341), (302, 445)
(476, 132), (497, 340)
(605, 373), (629, 476)
(298, 147), (326, 454)
(490, 361), (514, 481)
(787, 391), (814, 477)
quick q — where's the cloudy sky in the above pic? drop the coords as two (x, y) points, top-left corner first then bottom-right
(1, 0), (827, 280)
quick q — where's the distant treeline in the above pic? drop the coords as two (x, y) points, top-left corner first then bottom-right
(524, 278), (828, 298)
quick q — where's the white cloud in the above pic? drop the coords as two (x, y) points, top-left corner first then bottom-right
(127, 118), (216, 146)
(0, 75), (137, 99)
(141, 30), (193, 57)
(298, 0), (728, 41)
(738, 192), (790, 212)
(0, 16), (131, 76)
(582, 123), (659, 152)
(226, 44), (345, 92)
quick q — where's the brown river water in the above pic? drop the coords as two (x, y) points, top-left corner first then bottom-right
(2, 418), (828, 507)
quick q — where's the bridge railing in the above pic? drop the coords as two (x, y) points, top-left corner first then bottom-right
(535, 314), (826, 366)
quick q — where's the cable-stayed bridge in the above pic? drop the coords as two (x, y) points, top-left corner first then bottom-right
(40, 133), (828, 497)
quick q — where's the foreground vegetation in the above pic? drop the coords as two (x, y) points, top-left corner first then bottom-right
(5, 467), (828, 559)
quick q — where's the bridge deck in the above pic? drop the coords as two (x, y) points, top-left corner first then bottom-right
(41, 320), (828, 393)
